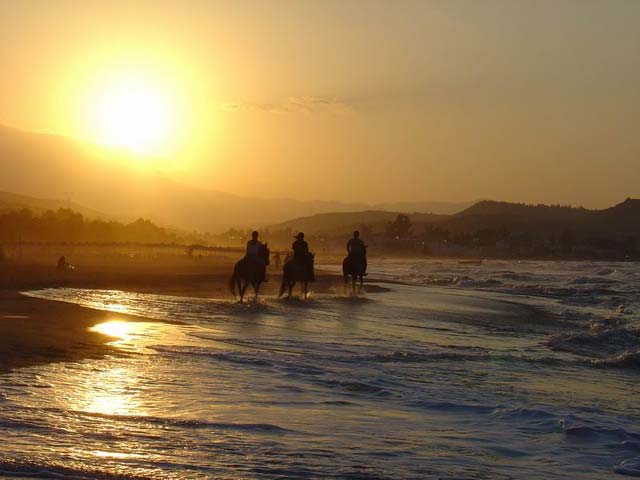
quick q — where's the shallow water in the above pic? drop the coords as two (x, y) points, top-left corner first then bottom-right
(1, 260), (639, 479)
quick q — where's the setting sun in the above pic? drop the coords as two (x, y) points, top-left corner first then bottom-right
(91, 72), (179, 155)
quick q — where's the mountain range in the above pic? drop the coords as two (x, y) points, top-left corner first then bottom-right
(0, 124), (473, 232)
(265, 199), (640, 239)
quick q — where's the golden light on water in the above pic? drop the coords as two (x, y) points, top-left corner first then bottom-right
(91, 320), (134, 340)
(79, 365), (143, 416)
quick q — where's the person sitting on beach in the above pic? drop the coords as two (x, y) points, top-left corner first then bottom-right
(56, 255), (75, 272)
(347, 230), (367, 274)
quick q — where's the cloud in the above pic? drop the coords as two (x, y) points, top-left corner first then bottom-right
(221, 96), (355, 115)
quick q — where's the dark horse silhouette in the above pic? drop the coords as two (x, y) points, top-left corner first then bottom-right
(229, 243), (270, 302)
(279, 253), (315, 299)
(343, 255), (365, 294)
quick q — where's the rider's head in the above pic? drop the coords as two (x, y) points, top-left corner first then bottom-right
(252, 231), (259, 240)
(353, 230), (360, 238)
(295, 232), (304, 240)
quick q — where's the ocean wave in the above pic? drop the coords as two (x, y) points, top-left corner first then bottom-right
(320, 379), (390, 396)
(370, 349), (578, 369)
(151, 345), (274, 367)
(410, 399), (495, 414)
(454, 277), (503, 288)
(594, 268), (616, 276)
(0, 459), (152, 480)
(589, 350), (640, 369)
(562, 424), (640, 442)
(70, 410), (291, 433)
(371, 350), (486, 363)
(615, 457), (640, 477)
(497, 271), (535, 281)
(571, 276), (619, 285)
(490, 406), (557, 421)
(547, 327), (640, 358)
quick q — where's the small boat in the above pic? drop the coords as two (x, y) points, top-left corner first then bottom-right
(458, 259), (483, 266)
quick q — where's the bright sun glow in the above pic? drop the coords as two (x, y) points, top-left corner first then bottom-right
(91, 72), (180, 156)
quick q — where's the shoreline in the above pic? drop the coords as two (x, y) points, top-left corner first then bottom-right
(0, 291), (151, 374)
(0, 261), (379, 374)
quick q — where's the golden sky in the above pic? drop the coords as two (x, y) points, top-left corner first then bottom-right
(1, 0), (639, 207)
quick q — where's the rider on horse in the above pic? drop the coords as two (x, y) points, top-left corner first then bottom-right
(291, 232), (314, 281)
(347, 230), (367, 275)
(246, 231), (267, 281)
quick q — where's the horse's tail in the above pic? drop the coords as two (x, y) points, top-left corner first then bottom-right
(342, 257), (350, 276)
(229, 269), (237, 296)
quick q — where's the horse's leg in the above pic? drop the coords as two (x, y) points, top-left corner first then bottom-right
(254, 281), (260, 300)
(359, 274), (364, 292)
(240, 281), (247, 303)
(304, 281), (308, 299)
(288, 281), (293, 299)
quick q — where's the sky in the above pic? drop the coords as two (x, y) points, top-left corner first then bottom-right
(1, 0), (639, 207)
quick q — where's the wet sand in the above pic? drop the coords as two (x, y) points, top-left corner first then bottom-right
(0, 260), (353, 373)
(0, 291), (133, 373)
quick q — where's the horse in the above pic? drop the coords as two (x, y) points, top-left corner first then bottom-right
(343, 254), (365, 294)
(279, 253), (315, 299)
(229, 243), (270, 302)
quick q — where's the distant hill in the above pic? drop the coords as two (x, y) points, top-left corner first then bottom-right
(435, 199), (640, 237)
(372, 200), (477, 215)
(0, 124), (468, 232)
(266, 210), (446, 236)
(265, 199), (640, 240)
(0, 190), (106, 219)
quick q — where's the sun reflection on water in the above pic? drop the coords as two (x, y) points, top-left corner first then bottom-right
(89, 320), (156, 353)
(76, 364), (144, 416)
(92, 320), (134, 339)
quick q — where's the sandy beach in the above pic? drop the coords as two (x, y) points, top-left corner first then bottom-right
(0, 257), (348, 373)
(0, 291), (137, 373)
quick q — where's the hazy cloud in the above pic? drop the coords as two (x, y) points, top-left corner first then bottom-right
(221, 96), (355, 115)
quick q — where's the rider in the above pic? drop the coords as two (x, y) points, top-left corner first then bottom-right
(291, 232), (314, 281)
(347, 230), (367, 274)
(292, 232), (309, 261)
(246, 231), (267, 280)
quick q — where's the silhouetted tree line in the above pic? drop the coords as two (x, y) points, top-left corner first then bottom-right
(212, 212), (638, 260)
(373, 213), (638, 260)
(0, 208), (194, 244)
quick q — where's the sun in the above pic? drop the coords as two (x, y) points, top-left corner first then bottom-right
(91, 72), (179, 156)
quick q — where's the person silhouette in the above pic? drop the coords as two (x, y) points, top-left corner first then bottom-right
(347, 230), (367, 274)
(292, 232), (309, 262)
(246, 231), (267, 281)
(291, 232), (314, 281)
(246, 231), (264, 261)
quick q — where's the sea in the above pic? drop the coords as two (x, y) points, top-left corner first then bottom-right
(1, 259), (639, 479)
